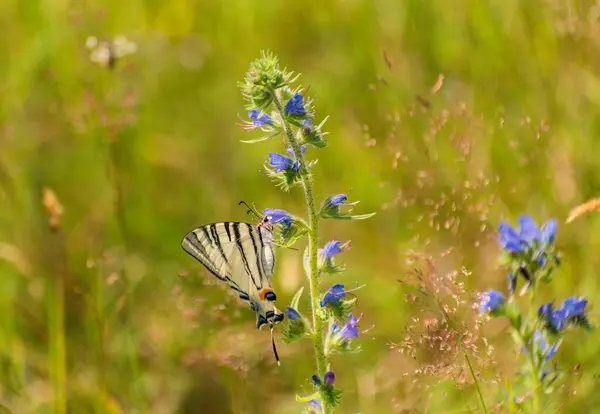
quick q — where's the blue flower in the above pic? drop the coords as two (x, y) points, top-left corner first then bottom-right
(533, 330), (560, 361)
(268, 152), (297, 172)
(320, 284), (345, 307)
(498, 222), (522, 252)
(302, 119), (312, 126)
(323, 241), (342, 259)
(478, 289), (505, 314)
(308, 399), (321, 410)
(248, 109), (272, 127)
(339, 313), (360, 338)
(263, 208), (292, 225)
(497, 215), (557, 253)
(324, 371), (335, 385)
(285, 92), (306, 115)
(286, 144), (307, 158)
(541, 218), (557, 245)
(311, 374), (321, 386)
(268, 145), (305, 173)
(539, 297), (588, 331)
(561, 296), (588, 317)
(329, 194), (347, 206)
(285, 306), (301, 321)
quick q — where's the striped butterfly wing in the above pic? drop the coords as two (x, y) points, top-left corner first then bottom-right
(181, 222), (283, 329)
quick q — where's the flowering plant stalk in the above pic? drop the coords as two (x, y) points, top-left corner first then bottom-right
(478, 215), (592, 413)
(239, 51), (374, 413)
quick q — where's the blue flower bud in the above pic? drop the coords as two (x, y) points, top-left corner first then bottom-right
(324, 371), (335, 385)
(285, 306), (301, 321)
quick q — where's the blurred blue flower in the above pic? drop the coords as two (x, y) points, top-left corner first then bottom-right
(324, 371), (335, 385)
(311, 374), (321, 386)
(248, 109), (272, 127)
(478, 289), (505, 314)
(541, 218), (557, 245)
(285, 92), (306, 115)
(268, 152), (297, 172)
(497, 215), (557, 253)
(285, 306), (301, 321)
(561, 296), (588, 317)
(263, 208), (292, 225)
(308, 399), (321, 410)
(339, 313), (360, 338)
(533, 330), (560, 361)
(286, 145), (307, 158)
(320, 284), (345, 307)
(302, 119), (312, 126)
(539, 296), (588, 331)
(323, 241), (342, 259)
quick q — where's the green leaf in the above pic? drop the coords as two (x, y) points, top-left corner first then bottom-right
(303, 246), (310, 278)
(322, 212), (377, 221)
(295, 393), (319, 403)
(290, 286), (305, 311)
(240, 130), (281, 144)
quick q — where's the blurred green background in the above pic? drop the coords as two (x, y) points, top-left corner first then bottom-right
(2, 0), (600, 412)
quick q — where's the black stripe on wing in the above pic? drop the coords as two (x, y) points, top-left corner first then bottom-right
(246, 223), (267, 288)
(232, 222), (258, 288)
(182, 229), (228, 281)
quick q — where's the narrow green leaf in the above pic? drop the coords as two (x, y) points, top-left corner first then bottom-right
(295, 392), (319, 403)
(322, 212), (377, 221)
(290, 286), (305, 311)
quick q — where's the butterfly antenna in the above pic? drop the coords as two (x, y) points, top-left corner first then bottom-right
(270, 324), (281, 366)
(239, 200), (261, 218)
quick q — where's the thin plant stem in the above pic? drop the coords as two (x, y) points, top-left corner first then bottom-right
(272, 91), (330, 413)
(441, 307), (488, 414)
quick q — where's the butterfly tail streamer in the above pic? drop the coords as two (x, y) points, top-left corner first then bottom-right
(271, 325), (281, 366)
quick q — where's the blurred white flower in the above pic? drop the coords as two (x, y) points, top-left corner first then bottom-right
(86, 35), (137, 68)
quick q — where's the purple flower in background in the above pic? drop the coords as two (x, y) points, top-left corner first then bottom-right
(324, 371), (335, 385)
(285, 306), (301, 321)
(478, 289), (505, 314)
(247, 109), (272, 127)
(263, 208), (292, 225)
(285, 92), (306, 115)
(320, 284), (345, 307)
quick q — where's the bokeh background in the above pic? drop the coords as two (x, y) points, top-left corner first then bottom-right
(2, 0), (600, 413)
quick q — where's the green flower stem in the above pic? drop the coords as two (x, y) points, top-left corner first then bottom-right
(528, 285), (542, 414)
(272, 92), (330, 411)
